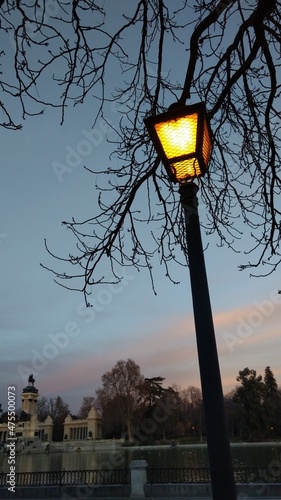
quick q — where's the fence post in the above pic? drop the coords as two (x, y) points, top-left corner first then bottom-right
(130, 460), (147, 498)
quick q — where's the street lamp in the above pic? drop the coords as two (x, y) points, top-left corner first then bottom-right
(145, 102), (237, 500)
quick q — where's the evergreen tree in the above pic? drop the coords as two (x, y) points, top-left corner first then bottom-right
(154, 385), (182, 441)
(140, 377), (166, 409)
(263, 366), (281, 437)
(233, 368), (266, 441)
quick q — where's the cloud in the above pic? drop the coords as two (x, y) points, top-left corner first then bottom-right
(32, 299), (281, 411)
(22, 312), (199, 411)
(1, 284), (280, 414)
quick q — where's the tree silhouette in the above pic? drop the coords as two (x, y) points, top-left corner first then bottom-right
(180, 386), (203, 438)
(263, 366), (281, 436)
(78, 396), (96, 419)
(140, 377), (167, 409)
(36, 396), (50, 422)
(1, 1), (280, 300)
(48, 396), (70, 441)
(233, 367), (266, 440)
(95, 358), (144, 442)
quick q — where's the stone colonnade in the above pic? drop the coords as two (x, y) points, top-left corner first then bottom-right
(69, 426), (88, 440)
(63, 407), (102, 441)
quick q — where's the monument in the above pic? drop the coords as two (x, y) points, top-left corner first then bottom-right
(0, 375), (53, 445)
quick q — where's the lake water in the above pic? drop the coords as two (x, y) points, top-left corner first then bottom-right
(1, 443), (281, 473)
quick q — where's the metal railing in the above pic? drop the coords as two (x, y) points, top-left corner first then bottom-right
(147, 467), (211, 484)
(0, 466), (280, 487)
(233, 465), (281, 484)
(0, 468), (130, 487)
(147, 466), (281, 484)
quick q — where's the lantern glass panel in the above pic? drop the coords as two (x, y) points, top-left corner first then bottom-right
(171, 158), (201, 182)
(202, 119), (212, 166)
(154, 113), (198, 160)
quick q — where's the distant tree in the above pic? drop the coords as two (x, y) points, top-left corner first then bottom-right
(48, 396), (70, 441)
(233, 368), (266, 440)
(0, 405), (21, 423)
(224, 389), (239, 439)
(36, 397), (50, 422)
(138, 380), (182, 441)
(179, 386), (203, 438)
(140, 377), (166, 409)
(95, 393), (124, 439)
(95, 359), (144, 442)
(0, 411), (8, 424)
(156, 386), (182, 441)
(264, 365), (278, 394)
(78, 396), (96, 419)
(263, 366), (281, 436)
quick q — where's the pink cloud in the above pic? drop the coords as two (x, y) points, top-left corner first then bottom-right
(34, 298), (281, 412)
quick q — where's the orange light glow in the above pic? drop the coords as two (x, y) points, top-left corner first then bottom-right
(144, 103), (212, 183)
(155, 114), (197, 159)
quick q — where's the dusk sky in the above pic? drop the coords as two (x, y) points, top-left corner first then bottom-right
(1, 2), (281, 415)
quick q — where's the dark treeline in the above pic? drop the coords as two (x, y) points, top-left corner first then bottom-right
(92, 360), (281, 444)
(79, 361), (281, 443)
(3, 361), (279, 442)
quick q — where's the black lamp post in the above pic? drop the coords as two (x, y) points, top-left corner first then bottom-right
(145, 103), (237, 500)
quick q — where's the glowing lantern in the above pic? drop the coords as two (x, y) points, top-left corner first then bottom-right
(144, 102), (212, 183)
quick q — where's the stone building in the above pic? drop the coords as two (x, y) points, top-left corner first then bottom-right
(63, 407), (102, 441)
(0, 375), (53, 443)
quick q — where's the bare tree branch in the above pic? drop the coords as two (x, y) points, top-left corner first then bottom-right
(1, 0), (280, 299)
